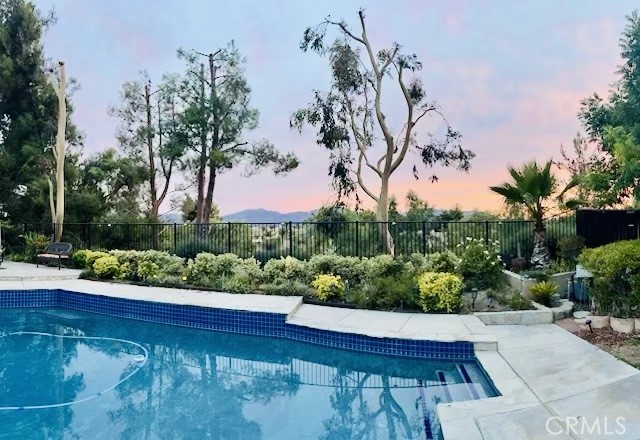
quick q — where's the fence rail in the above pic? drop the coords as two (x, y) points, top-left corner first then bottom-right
(1, 216), (576, 261)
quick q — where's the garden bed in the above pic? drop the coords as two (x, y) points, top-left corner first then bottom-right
(577, 327), (640, 369)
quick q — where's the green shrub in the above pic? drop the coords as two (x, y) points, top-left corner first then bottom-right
(457, 238), (505, 290)
(24, 232), (50, 262)
(71, 249), (93, 269)
(366, 271), (418, 310)
(506, 293), (532, 310)
(579, 239), (640, 318)
(137, 260), (160, 281)
(85, 251), (110, 268)
(528, 281), (557, 307)
(93, 256), (120, 279)
(185, 253), (260, 289)
(137, 250), (184, 279)
(220, 260), (263, 293)
(261, 280), (311, 296)
(366, 254), (407, 278)
(311, 274), (345, 302)
(416, 272), (463, 313)
(307, 254), (368, 286)
(424, 251), (460, 274)
(262, 256), (308, 284)
(558, 235), (585, 266)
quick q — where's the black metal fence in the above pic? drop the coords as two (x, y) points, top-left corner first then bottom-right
(576, 209), (640, 248)
(1, 216), (576, 261)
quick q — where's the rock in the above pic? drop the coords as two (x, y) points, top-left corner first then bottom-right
(610, 317), (635, 334)
(573, 311), (590, 319)
(587, 315), (610, 329)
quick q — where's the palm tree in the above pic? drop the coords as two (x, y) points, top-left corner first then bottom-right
(490, 160), (578, 269)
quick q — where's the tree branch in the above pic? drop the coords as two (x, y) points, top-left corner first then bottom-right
(357, 150), (379, 202)
(355, 11), (395, 173)
(389, 66), (414, 174)
(344, 94), (382, 177)
(221, 141), (249, 153)
(328, 19), (366, 45)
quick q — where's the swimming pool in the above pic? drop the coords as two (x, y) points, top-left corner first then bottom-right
(0, 306), (497, 439)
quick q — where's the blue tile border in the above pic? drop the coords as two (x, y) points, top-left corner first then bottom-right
(0, 289), (475, 360)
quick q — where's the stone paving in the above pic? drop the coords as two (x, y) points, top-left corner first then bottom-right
(0, 261), (82, 280)
(1, 262), (639, 439)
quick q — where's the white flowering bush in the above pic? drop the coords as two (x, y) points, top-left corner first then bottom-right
(457, 237), (505, 289)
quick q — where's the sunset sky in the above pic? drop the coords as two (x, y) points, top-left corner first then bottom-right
(36, 0), (637, 215)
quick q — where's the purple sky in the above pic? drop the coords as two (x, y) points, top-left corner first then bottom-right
(37, 0), (636, 215)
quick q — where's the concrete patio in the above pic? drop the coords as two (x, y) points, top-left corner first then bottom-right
(1, 264), (639, 439)
(0, 261), (82, 281)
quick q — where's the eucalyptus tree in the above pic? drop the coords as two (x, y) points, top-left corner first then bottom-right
(175, 43), (299, 230)
(291, 9), (474, 256)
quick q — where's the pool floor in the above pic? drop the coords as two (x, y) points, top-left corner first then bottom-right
(0, 308), (497, 439)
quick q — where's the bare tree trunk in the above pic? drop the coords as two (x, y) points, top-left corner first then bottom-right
(48, 61), (66, 242)
(203, 166), (216, 225)
(144, 83), (162, 249)
(195, 63), (208, 236)
(145, 83), (159, 220)
(376, 179), (395, 256)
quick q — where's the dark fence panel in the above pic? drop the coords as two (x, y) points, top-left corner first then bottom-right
(576, 209), (640, 248)
(1, 216), (577, 261)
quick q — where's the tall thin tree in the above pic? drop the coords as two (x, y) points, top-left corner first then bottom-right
(292, 10), (474, 256)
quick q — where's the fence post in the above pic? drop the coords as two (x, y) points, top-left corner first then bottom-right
(422, 221), (427, 255)
(173, 223), (177, 252)
(355, 221), (360, 257)
(484, 221), (489, 244)
(227, 222), (232, 253)
(288, 221), (293, 256)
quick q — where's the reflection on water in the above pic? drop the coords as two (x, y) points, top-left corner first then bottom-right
(0, 308), (497, 439)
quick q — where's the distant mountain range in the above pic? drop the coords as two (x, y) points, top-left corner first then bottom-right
(222, 209), (317, 223)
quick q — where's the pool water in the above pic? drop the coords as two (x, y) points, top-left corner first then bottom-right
(0, 308), (497, 439)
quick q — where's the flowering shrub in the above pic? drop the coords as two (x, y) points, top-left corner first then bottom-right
(92, 256), (120, 279)
(457, 237), (505, 289)
(311, 274), (345, 301)
(416, 272), (463, 313)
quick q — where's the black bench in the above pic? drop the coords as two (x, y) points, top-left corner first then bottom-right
(36, 242), (73, 270)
